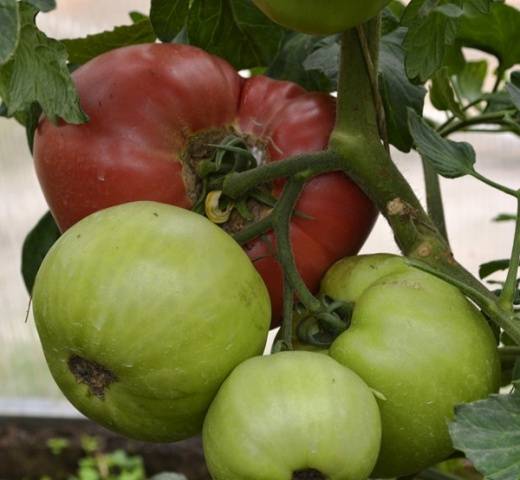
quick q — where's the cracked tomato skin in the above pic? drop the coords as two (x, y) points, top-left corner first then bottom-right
(34, 43), (377, 326)
(252, 0), (392, 34)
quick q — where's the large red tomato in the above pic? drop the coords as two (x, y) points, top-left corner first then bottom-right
(33, 44), (377, 326)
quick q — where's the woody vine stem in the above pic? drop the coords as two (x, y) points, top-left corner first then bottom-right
(223, 16), (520, 345)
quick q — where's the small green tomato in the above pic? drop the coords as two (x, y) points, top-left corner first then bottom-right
(203, 351), (382, 480)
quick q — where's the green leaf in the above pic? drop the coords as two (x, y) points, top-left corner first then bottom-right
(493, 213), (516, 223)
(301, 37), (339, 90)
(21, 211), (60, 293)
(457, 2), (520, 71)
(129, 11), (147, 23)
(150, 0), (189, 42)
(463, 0), (491, 15)
(187, 0), (285, 70)
(506, 79), (520, 111)
(21, 101), (41, 153)
(62, 20), (156, 65)
(454, 60), (487, 103)
(485, 90), (516, 114)
(379, 28), (426, 152)
(449, 394), (520, 480)
(25, 0), (55, 12)
(408, 108), (475, 178)
(404, 9), (459, 82)
(267, 33), (334, 92)
(430, 66), (463, 116)
(479, 259), (511, 279)
(0, 0), (19, 65)
(381, 4), (402, 35)
(0, 3), (87, 123)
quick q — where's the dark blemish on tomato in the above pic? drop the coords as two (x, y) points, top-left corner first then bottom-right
(153, 212), (159, 217)
(68, 355), (117, 400)
(293, 469), (326, 480)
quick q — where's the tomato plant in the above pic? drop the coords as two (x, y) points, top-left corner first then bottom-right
(203, 351), (381, 480)
(321, 255), (501, 478)
(2, 0), (520, 478)
(32, 201), (271, 442)
(33, 43), (377, 326)
(252, 0), (391, 34)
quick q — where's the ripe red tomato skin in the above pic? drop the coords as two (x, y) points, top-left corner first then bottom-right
(34, 44), (377, 326)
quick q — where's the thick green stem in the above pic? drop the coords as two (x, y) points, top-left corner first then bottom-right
(499, 195), (520, 311)
(330, 20), (520, 343)
(223, 151), (342, 199)
(422, 159), (449, 243)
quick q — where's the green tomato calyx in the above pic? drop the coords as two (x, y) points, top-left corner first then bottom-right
(68, 355), (117, 400)
(188, 132), (274, 231)
(293, 469), (326, 480)
(296, 295), (354, 348)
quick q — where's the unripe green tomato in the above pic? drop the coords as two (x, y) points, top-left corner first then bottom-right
(32, 201), (271, 442)
(324, 254), (501, 478)
(203, 351), (382, 480)
(252, 0), (391, 35)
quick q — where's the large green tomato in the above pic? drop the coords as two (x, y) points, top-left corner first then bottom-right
(252, 0), (391, 35)
(203, 351), (381, 480)
(32, 201), (270, 442)
(322, 254), (501, 478)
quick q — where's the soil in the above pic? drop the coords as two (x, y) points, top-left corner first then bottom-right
(0, 416), (210, 480)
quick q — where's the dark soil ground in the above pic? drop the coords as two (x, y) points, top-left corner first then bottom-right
(0, 416), (210, 480)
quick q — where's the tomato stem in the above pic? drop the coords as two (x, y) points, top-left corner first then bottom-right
(355, 22), (389, 153)
(223, 151), (343, 199)
(233, 215), (273, 244)
(271, 176), (321, 313)
(279, 279), (295, 351)
(422, 159), (449, 243)
(499, 194), (520, 311)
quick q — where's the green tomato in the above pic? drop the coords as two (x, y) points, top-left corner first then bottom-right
(32, 201), (270, 442)
(252, 0), (391, 35)
(203, 351), (381, 480)
(323, 254), (501, 478)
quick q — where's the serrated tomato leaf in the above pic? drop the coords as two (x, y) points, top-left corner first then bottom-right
(380, 28), (426, 152)
(408, 109), (475, 178)
(0, 3), (86, 124)
(22, 211), (61, 293)
(449, 394), (520, 480)
(62, 20), (156, 65)
(0, 0), (19, 65)
(301, 37), (339, 91)
(187, 0), (285, 70)
(404, 10), (459, 82)
(479, 259), (510, 279)
(267, 33), (335, 92)
(150, 0), (189, 42)
(457, 2), (520, 71)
